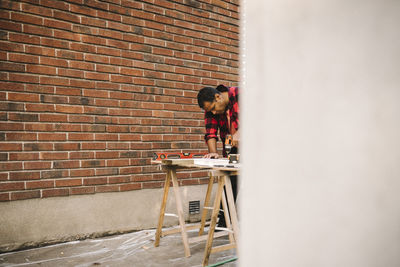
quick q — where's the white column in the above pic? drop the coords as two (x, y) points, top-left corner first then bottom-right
(241, 0), (400, 266)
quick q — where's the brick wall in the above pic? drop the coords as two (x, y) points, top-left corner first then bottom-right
(0, 0), (239, 202)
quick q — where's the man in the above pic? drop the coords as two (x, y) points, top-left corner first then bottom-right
(197, 84), (239, 229)
(197, 84), (239, 158)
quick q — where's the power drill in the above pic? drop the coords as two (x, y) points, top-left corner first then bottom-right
(225, 134), (233, 155)
(225, 135), (239, 164)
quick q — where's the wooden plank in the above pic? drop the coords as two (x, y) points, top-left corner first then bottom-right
(171, 169), (191, 257)
(189, 231), (228, 244)
(154, 167), (172, 247)
(210, 243), (237, 254)
(162, 158), (194, 166)
(161, 223), (204, 237)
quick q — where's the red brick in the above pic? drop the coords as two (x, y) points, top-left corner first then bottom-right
(53, 161), (80, 169)
(53, 10), (80, 23)
(68, 133), (94, 141)
(70, 79), (95, 88)
(95, 168), (119, 176)
(27, 84), (55, 94)
(8, 113), (39, 122)
(54, 143), (79, 151)
(9, 152), (39, 161)
(68, 115), (94, 123)
(81, 124), (106, 132)
(26, 180), (54, 189)
(23, 143), (53, 151)
(181, 179), (200, 186)
(25, 45), (55, 56)
(40, 76), (69, 86)
(24, 161), (51, 170)
(106, 159), (130, 167)
(0, 182), (25, 192)
(39, 152), (68, 160)
(95, 151), (119, 159)
(120, 134), (142, 141)
(11, 12), (43, 25)
(42, 188), (69, 198)
(95, 185), (120, 193)
(41, 170), (69, 179)
(81, 142), (106, 150)
(23, 24), (52, 37)
(0, 61), (25, 72)
(26, 65), (57, 75)
(70, 166), (93, 178)
(25, 103), (55, 113)
(0, 122), (24, 131)
(6, 132), (37, 141)
(81, 160), (105, 168)
(120, 183), (141, 191)
(0, 41), (24, 53)
(55, 178), (82, 187)
(83, 106), (108, 115)
(10, 171), (40, 181)
(39, 114), (68, 122)
(40, 56), (68, 67)
(70, 186), (95, 195)
(95, 133), (118, 141)
(120, 166), (141, 175)
(40, 0), (68, 10)
(44, 18), (72, 30)
(0, 20), (22, 32)
(69, 152), (94, 160)
(8, 92), (40, 102)
(0, 143), (22, 151)
(38, 133), (67, 141)
(55, 105), (84, 114)
(9, 73), (39, 83)
(83, 177), (107, 185)
(0, 193), (10, 202)
(11, 190), (40, 200)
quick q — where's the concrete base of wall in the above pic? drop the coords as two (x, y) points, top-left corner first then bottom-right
(0, 184), (212, 252)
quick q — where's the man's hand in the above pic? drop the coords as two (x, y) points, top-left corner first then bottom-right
(232, 130), (240, 148)
(204, 153), (220, 159)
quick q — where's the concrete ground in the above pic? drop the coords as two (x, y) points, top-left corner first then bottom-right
(0, 225), (237, 267)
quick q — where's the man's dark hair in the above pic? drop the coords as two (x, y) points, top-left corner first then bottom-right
(197, 85), (228, 109)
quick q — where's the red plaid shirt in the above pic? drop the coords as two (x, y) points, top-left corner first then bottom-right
(204, 86), (239, 156)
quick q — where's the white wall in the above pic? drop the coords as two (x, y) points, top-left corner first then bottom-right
(0, 185), (210, 252)
(240, 0), (400, 266)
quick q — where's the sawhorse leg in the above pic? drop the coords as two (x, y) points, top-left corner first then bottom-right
(154, 167), (191, 258)
(170, 168), (191, 257)
(154, 168), (171, 247)
(202, 175), (225, 266)
(199, 172), (215, 236)
(224, 174), (239, 245)
(202, 173), (239, 266)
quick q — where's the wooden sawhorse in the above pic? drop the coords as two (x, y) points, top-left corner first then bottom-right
(153, 159), (239, 266)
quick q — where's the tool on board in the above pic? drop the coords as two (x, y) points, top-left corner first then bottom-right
(152, 152), (207, 161)
(224, 134), (233, 154)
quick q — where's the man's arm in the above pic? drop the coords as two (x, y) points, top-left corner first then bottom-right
(204, 138), (219, 158)
(232, 130), (239, 148)
(203, 111), (220, 159)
